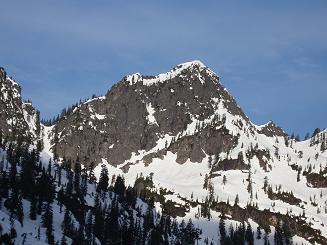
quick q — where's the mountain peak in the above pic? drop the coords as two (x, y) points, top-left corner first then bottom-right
(257, 120), (287, 137)
(174, 59), (206, 69)
(0, 67), (19, 88)
(125, 60), (217, 86)
(0, 68), (40, 145)
(0, 67), (7, 81)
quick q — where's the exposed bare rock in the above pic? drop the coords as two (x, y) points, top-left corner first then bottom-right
(258, 121), (287, 137)
(0, 67), (40, 146)
(51, 61), (247, 167)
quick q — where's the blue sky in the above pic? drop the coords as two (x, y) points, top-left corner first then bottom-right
(0, 0), (326, 137)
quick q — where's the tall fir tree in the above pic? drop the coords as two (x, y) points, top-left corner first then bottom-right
(97, 164), (109, 193)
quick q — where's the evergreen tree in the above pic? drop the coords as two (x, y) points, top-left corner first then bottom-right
(295, 134), (300, 141)
(282, 220), (292, 245)
(125, 215), (136, 244)
(73, 157), (81, 194)
(85, 210), (93, 243)
(312, 128), (321, 137)
(297, 167), (302, 182)
(42, 202), (54, 244)
(20, 150), (36, 198)
(97, 164), (109, 193)
(208, 155), (212, 169)
(16, 193), (24, 226)
(81, 168), (88, 196)
(219, 218), (226, 244)
(236, 222), (246, 245)
(256, 226), (262, 239)
(208, 180), (215, 202)
(93, 194), (104, 241)
(114, 175), (126, 196)
(88, 162), (96, 184)
(245, 223), (254, 245)
(36, 169), (56, 203)
(62, 208), (73, 237)
(274, 228), (283, 245)
(65, 170), (74, 195)
(144, 203), (154, 236)
(264, 232), (269, 245)
(178, 220), (186, 244)
(185, 219), (200, 244)
(7, 187), (24, 226)
(104, 200), (120, 244)
(8, 156), (17, 188)
(47, 159), (52, 176)
(223, 175), (227, 185)
(247, 170), (253, 198)
(203, 174), (209, 190)
(29, 194), (37, 220)
(321, 141), (326, 152)
(57, 164), (62, 187)
(234, 194), (239, 206)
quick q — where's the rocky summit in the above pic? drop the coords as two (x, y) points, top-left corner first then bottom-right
(50, 61), (247, 167)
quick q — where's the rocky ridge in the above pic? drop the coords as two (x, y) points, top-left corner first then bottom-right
(0, 67), (40, 146)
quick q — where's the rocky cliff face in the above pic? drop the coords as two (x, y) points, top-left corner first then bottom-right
(50, 61), (247, 166)
(0, 67), (40, 145)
